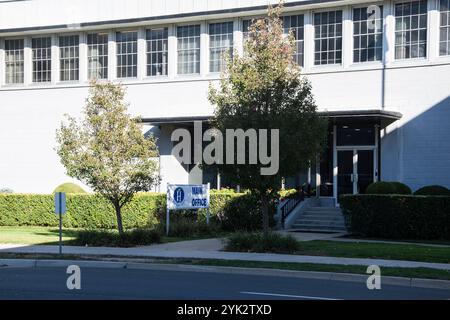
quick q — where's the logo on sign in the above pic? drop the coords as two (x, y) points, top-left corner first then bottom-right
(173, 187), (185, 204)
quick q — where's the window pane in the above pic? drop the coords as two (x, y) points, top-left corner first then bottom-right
(395, 0), (428, 59)
(32, 37), (52, 83)
(88, 33), (109, 79)
(177, 25), (200, 75)
(146, 28), (168, 76)
(353, 6), (383, 63)
(314, 10), (343, 65)
(59, 35), (79, 81)
(116, 31), (138, 78)
(5, 39), (24, 84)
(209, 22), (233, 73)
(439, 0), (450, 56)
(282, 14), (305, 66)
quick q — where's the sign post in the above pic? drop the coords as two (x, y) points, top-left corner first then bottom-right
(54, 192), (67, 255)
(166, 184), (210, 236)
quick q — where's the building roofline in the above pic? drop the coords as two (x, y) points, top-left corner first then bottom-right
(141, 109), (402, 125)
(0, 0), (348, 35)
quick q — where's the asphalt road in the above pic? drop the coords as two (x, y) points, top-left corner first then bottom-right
(0, 266), (448, 300)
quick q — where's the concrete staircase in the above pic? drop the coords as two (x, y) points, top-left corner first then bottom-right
(291, 206), (347, 233)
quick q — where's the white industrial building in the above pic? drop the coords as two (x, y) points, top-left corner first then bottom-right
(0, 0), (449, 204)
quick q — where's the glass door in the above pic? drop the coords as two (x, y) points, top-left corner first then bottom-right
(337, 149), (375, 197)
(337, 150), (354, 197)
(357, 150), (374, 194)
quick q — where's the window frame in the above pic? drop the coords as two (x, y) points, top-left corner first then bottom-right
(58, 34), (80, 82)
(312, 9), (344, 66)
(115, 30), (138, 79)
(176, 24), (201, 75)
(439, 0), (450, 56)
(87, 32), (109, 80)
(146, 26), (169, 77)
(351, 4), (384, 64)
(393, 0), (429, 60)
(4, 37), (25, 85)
(282, 14), (305, 67)
(31, 36), (52, 84)
(208, 21), (234, 73)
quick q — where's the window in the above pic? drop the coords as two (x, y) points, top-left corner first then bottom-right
(87, 33), (108, 79)
(395, 0), (428, 59)
(440, 0), (450, 55)
(243, 19), (251, 41)
(59, 35), (79, 81)
(32, 37), (52, 83)
(314, 10), (343, 65)
(4, 39), (24, 84)
(283, 14), (305, 66)
(146, 28), (168, 76)
(209, 22), (233, 73)
(353, 6), (383, 62)
(116, 31), (138, 78)
(177, 25), (200, 75)
(337, 124), (376, 146)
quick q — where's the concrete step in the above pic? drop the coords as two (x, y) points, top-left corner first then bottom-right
(294, 220), (346, 227)
(296, 218), (345, 224)
(299, 212), (344, 219)
(306, 207), (341, 211)
(290, 228), (346, 233)
(290, 225), (347, 233)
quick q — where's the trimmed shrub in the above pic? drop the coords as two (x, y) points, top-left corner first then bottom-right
(414, 185), (450, 196)
(73, 228), (161, 247)
(366, 181), (411, 195)
(53, 183), (86, 194)
(162, 219), (221, 238)
(340, 194), (450, 240)
(390, 182), (412, 195)
(0, 191), (265, 231)
(225, 232), (301, 254)
(215, 192), (277, 232)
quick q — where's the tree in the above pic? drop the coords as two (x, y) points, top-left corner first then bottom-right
(208, 3), (327, 234)
(56, 81), (159, 234)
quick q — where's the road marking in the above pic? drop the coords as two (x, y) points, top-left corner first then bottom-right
(240, 291), (340, 300)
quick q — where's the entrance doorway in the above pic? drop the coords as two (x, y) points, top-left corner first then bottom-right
(337, 149), (375, 196)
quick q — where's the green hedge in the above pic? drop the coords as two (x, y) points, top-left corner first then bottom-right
(0, 191), (262, 230)
(340, 194), (450, 240)
(365, 181), (411, 195)
(414, 185), (450, 196)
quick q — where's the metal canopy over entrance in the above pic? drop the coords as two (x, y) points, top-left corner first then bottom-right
(316, 110), (402, 204)
(142, 110), (402, 203)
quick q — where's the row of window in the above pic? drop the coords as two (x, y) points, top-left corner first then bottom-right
(3, 1), (450, 85)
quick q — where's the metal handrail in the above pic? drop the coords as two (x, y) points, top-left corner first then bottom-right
(280, 190), (305, 229)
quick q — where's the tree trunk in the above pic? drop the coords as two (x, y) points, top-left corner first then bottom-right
(114, 202), (124, 235)
(261, 193), (269, 236)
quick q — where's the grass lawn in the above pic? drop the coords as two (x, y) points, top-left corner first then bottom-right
(0, 226), (220, 245)
(296, 240), (450, 264)
(173, 259), (450, 281)
(0, 226), (79, 245)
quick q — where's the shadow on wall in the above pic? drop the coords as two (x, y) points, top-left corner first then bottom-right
(382, 95), (450, 191)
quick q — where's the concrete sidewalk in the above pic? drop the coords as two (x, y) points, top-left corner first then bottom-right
(0, 243), (449, 271)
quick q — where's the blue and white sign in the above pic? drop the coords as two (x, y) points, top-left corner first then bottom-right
(54, 192), (67, 215)
(167, 184), (210, 210)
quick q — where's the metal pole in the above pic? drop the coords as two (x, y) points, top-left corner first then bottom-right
(166, 208), (170, 236)
(59, 211), (62, 255)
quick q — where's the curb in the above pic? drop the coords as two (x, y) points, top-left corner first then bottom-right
(1, 258), (450, 290)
